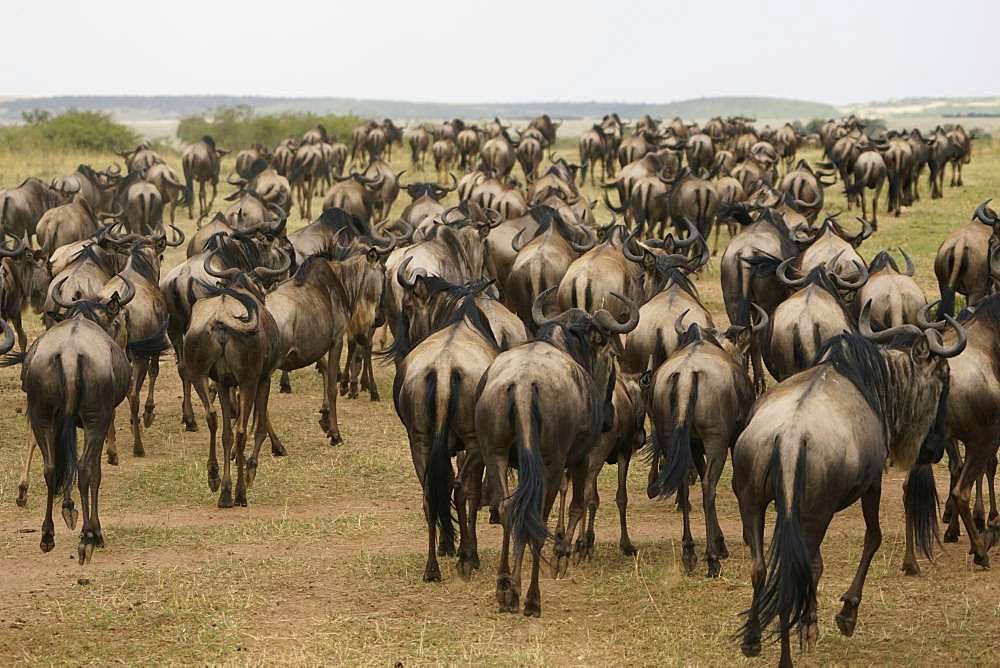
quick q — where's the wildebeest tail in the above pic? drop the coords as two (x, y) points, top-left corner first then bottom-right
(904, 464), (940, 560)
(424, 369), (458, 548)
(747, 440), (814, 641)
(182, 158), (194, 206)
(937, 241), (965, 318)
(648, 371), (698, 499)
(845, 162), (874, 196)
(54, 353), (81, 499)
(508, 382), (548, 545)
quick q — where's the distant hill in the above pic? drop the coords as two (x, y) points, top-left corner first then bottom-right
(840, 97), (1000, 118)
(0, 95), (840, 124)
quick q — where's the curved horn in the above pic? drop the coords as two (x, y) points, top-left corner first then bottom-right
(165, 223), (186, 247)
(973, 198), (997, 226)
(252, 251), (292, 281)
(776, 257), (807, 287)
(850, 216), (873, 246)
(203, 251), (241, 282)
(859, 300), (923, 342)
(511, 227), (530, 252)
(50, 277), (77, 309)
(831, 259), (869, 290)
(442, 172), (458, 192)
(531, 287), (559, 328)
(395, 255), (425, 289)
(394, 170), (409, 190)
(898, 247), (915, 276)
(227, 172), (246, 186)
(0, 317), (13, 356)
(593, 292), (640, 334)
(622, 228), (645, 263)
(111, 272), (136, 308)
(569, 228), (597, 254)
(750, 302), (769, 333)
(0, 231), (28, 257)
(925, 316), (967, 358)
(916, 301), (946, 331)
(673, 309), (692, 338)
(671, 218), (702, 249)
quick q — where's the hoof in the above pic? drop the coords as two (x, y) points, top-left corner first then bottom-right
(339, 384), (348, 397)
(235, 490), (248, 507)
(61, 503), (78, 530)
(523, 598), (541, 618)
(835, 612), (857, 637)
(133, 445), (145, 458)
(706, 558), (721, 578)
(40, 532), (55, 553)
(328, 433), (343, 447)
(246, 458), (259, 486)
(271, 442), (287, 457)
(218, 485), (234, 509)
(456, 553), (479, 580)
(437, 540), (455, 558)
(279, 383), (292, 394)
(107, 451), (119, 466)
(716, 537), (730, 560)
(973, 551), (991, 569)
(901, 561), (921, 576)
(423, 563), (442, 583)
(741, 639), (761, 658)
(183, 418), (198, 433)
(369, 391), (380, 402)
(208, 466), (221, 492)
(943, 526), (960, 543)
(495, 576), (518, 613)
(489, 507), (501, 524)
(681, 541), (697, 574)
(16, 483), (28, 508)
(142, 407), (155, 428)
(620, 541), (638, 557)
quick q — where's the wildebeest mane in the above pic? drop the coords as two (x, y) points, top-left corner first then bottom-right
(535, 320), (595, 375)
(813, 333), (889, 422)
(867, 250), (901, 274)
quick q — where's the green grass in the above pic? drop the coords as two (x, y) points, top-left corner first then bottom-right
(0, 138), (998, 665)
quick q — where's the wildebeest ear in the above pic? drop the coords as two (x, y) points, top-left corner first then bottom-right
(910, 336), (932, 363)
(413, 275), (430, 300)
(105, 293), (122, 317)
(639, 369), (652, 389)
(366, 247), (380, 263)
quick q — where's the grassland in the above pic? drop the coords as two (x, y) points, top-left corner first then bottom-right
(0, 139), (998, 666)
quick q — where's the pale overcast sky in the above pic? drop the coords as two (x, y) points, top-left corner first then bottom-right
(3, 0), (997, 104)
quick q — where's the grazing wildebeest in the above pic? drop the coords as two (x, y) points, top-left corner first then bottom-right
(184, 253), (288, 507)
(182, 135), (227, 219)
(322, 171), (385, 226)
(388, 267), (526, 581)
(858, 249), (925, 329)
(407, 126), (433, 169)
(2, 274), (135, 563)
(0, 231), (49, 353)
(476, 290), (639, 616)
(431, 138), (459, 184)
(734, 306), (965, 667)
(845, 148), (887, 227)
(578, 124), (611, 186)
(778, 160), (835, 223)
(456, 126), (482, 171)
(647, 314), (759, 576)
(143, 162), (188, 225)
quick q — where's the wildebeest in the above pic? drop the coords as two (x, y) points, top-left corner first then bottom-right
(322, 171), (386, 226)
(456, 126), (482, 172)
(181, 136), (227, 219)
(431, 138), (459, 184)
(407, 126), (433, 168)
(184, 253), (288, 507)
(0, 177), (65, 242)
(845, 147), (887, 227)
(734, 306), (965, 666)
(646, 314), (759, 576)
(289, 142), (327, 221)
(925, 126), (961, 200)
(0, 232), (49, 353)
(2, 273), (135, 563)
(778, 160), (835, 223)
(578, 124), (612, 185)
(142, 162), (188, 225)
(475, 290), (639, 616)
(858, 249), (925, 329)
(934, 200), (996, 316)
(880, 133), (914, 218)
(480, 128), (517, 182)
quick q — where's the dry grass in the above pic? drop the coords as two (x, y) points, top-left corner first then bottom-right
(0, 140), (999, 665)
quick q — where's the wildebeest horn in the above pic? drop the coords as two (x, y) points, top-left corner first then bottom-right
(531, 287), (561, 327)
(916, 301), (947, 331)
(0, 231), (28, 257)
(0, 317), (13, 356)
(776, 257), (807, 287)
(859, 300), (923, 342)
(750, 303), (769, 333)
(442, 172), (458, 192)
(105, 164), (122, 177)
(925, 316), (967, 358)
(511, 227), (530, 252)
(98, 202), (125, 220)
(165, 223), (186, 247)
(831, 259), (869, 290)
(671, 218), (701, 249)
(51, 277), (77, 309)
(973, 199), (997, 226)
(253, 251), (292, 281)
(481, 207), (503, 228)
(673, 309), (692, 338)
(395, 256), (426, 289)
(593, 292), (640, 334)
(851, 216), (874, 246)
(394, 170), (409, 189)
(898, 247), (915, 276)
(570, 228), (597, 253)
(204, 251), (242, 281)
(109, 272), (136, 308)
(227, 172), (247, 186)
(602, 190), (627, 214)
(622, 228), (645, 263)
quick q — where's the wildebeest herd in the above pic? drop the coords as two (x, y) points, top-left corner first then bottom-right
(0, 111), (994, 666)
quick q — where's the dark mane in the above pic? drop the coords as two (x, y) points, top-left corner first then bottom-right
(127, 248), (158, 284)
(290, 254), (328, 286)
(202, 233), (259, 269)
(197, 276), (261, 319)
(868, 250), (900, 274)
(813, 333), (889, 422)
(960, 293), (1000, 324)
(676, 322), (723, 351)
(535, 320), (595, 375)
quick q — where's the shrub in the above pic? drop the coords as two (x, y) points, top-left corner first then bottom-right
(0, 109), (140, 152)
(176, 107), (363, 148)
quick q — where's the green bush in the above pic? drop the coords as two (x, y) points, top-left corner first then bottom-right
(0, 109), (140, 152)
(176, 107), (363, 148)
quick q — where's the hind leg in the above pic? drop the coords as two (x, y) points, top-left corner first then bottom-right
(32, 413), (57, 553)
(456, 446), (485, 578)
(739, 509), (766, 657)
(16, 426), (36, 508)
(988, 454), (998, 525)
(279, 370), (292, 394)
(555, 464), (587, 579)
(702, 450), (727, 577)
(127, 356), (150, 457)
(143, 354), (159, 427)
(193, 377), (220, 495)
(974, 474), (987, 531)
(679, 471), (697, 574)
(836, 484), (882, 637)
(78, 414), (112, 563)
(363, 339), (379, 401)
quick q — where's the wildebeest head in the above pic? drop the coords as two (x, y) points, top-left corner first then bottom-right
(0, 230), (50, 313)
(48, 271), (136, 347)
(396, 171), (457, 202)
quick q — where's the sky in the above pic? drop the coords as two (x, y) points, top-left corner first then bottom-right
(2, 0), (998, 105)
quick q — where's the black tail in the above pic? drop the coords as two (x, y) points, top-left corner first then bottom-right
(424, 370), (458, 549)
(937, 284), (956, 319)
(53, 412), (78, 500)
(0, 351), (26, 367)
(127, 320), (172, 358)
(509, 383), (548, 546)
(648, 372), (698, 499)
(749, 442), (815, 641)
(183, 166), (194, 209)
(904, 464), (940, 560)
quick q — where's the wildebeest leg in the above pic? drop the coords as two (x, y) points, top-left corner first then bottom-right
(835, 484), (882, 638)
(950, 441), (999, 567)
(646, 450), (660, 498)
(207, 178), (218, 215)
(11, 310), (26, 353)
(78, 414), (111, 564)
(279, 370), (292, 394)
(216, 385), (235, 508)
(871, 182), (881, 227)
(577, 477), (599, 562)
(555, 463), (587, 578)
(456, 446), (484, 578)
(323, 345), (344, 445)
(341, 339), (356, 396)
(974, 474), (986, 531)
(16, 427), (36, 508)
(739, 509), (765, 657)
(679, 468), (697, 574)
(198, 180), (207, 218)
(363, 339), (379, 401)
(799, 549), (823, 652)
(104, 410), (119, 469)
(943, 439), (963, 534)
(525, 473), (561, 617)
(987, 454), (999, 525)
(127, 356), (150, 457)
(243, 379), (269, 491)
(551, 470), (569, 577)
(493, 455), (520, 612)
(181, 362), (198, 432)
(143, 355), (159, 427)
(703, 450), (727, 577)
(616, 449), (636, 556)
(411, 432), (441, 582)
